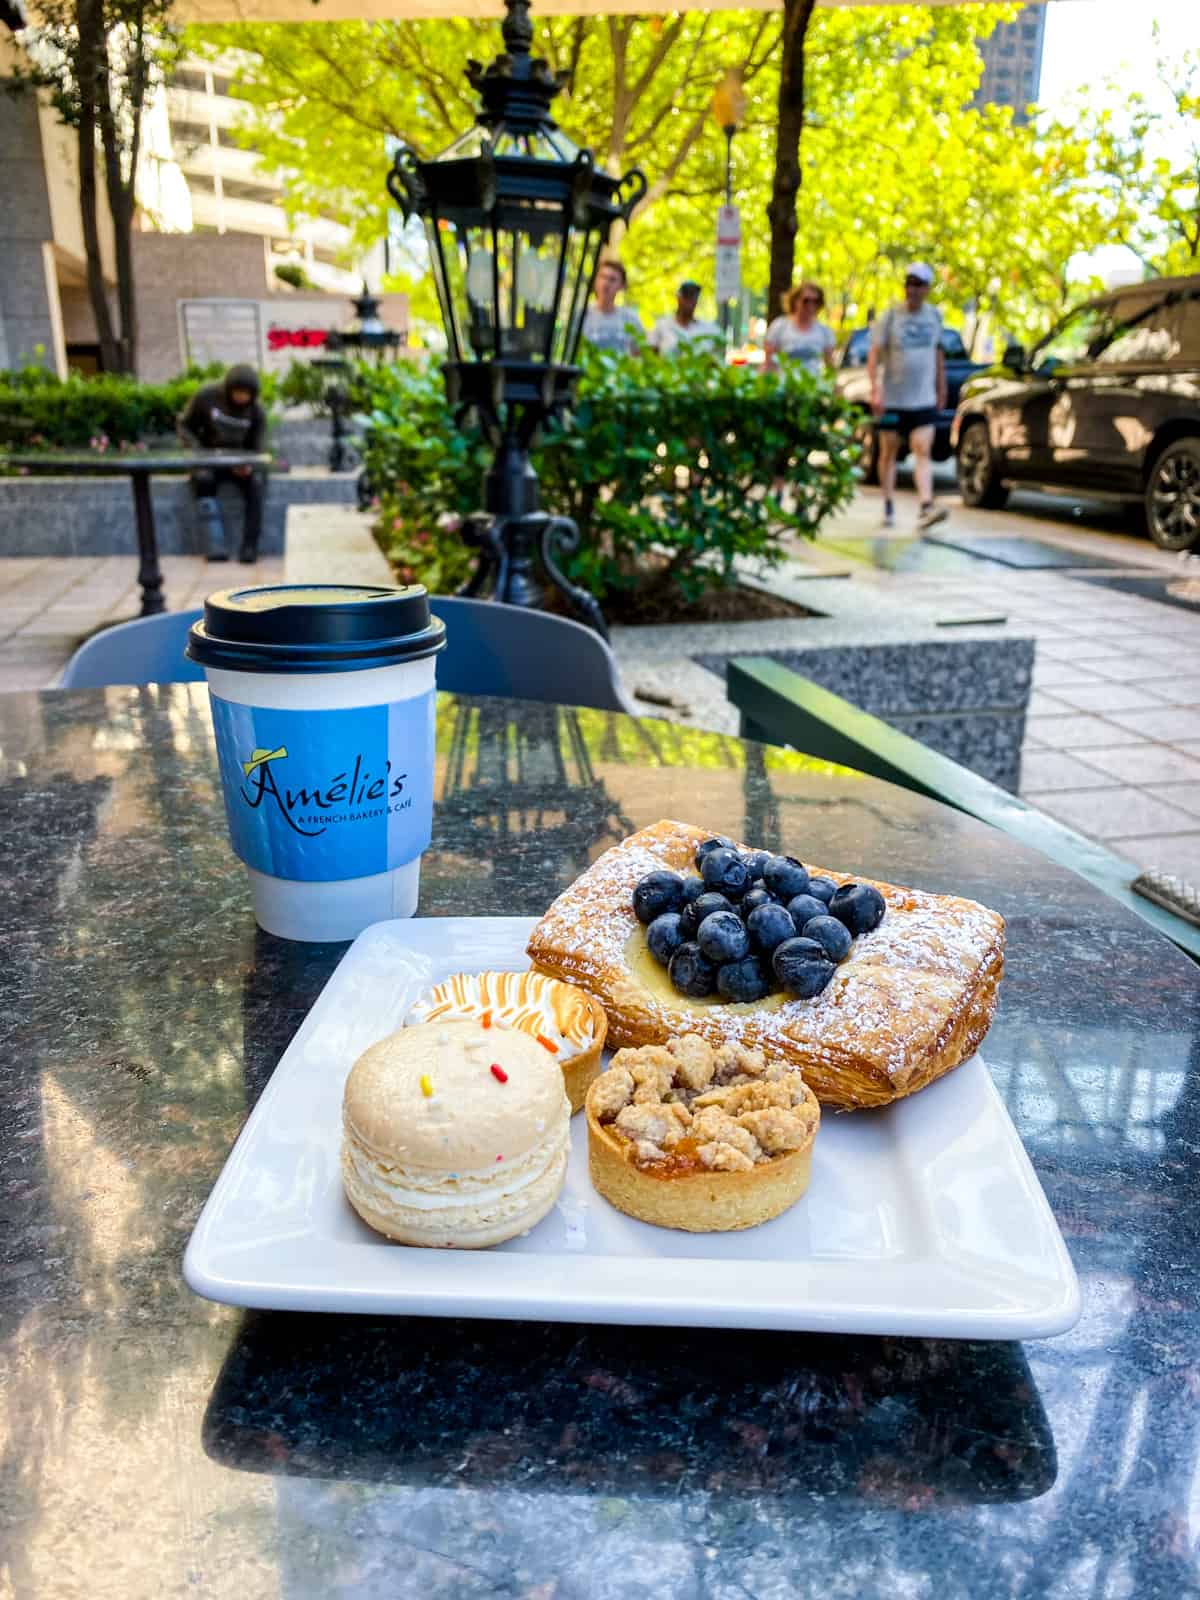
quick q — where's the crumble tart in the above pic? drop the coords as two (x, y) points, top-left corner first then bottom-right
(585, 1034), (820, 1232)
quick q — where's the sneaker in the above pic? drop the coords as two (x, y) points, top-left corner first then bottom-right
(238, 542), (259, 564)
(917, 502), (948, 530)
(206, 551), (230, 563)
(882, 500), (895, 529)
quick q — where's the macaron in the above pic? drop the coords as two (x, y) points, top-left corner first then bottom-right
(341, 1019), (571, 1248)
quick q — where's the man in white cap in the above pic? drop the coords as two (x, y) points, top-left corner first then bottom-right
(867, 263), (948, 529)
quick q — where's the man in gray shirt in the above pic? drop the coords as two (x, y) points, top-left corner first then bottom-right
(867, 263), (948, 529)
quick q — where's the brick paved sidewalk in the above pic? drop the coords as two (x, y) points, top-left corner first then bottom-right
(0, 553), (284, 690)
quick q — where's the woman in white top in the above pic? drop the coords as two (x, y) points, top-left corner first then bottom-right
(764, 282), (837, 375)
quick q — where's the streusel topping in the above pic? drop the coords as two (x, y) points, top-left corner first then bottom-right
(590, 1034), (819, 1175)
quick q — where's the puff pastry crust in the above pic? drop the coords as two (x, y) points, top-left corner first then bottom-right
(526, 820), (1006, 1111)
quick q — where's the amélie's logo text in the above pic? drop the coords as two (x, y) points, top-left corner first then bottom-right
(238, 745), (410, 837)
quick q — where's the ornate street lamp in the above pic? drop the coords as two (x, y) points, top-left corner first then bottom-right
(315, 284), (405, 474)
(386, 0), (646, 637)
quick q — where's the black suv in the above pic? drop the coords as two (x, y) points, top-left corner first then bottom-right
(835, 323), (988, 482)
(952, 276), (1200, 551)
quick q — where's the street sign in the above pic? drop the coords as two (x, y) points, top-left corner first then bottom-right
(716, 204), (741, 304)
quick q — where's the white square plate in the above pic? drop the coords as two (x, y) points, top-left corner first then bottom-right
(184, 917), (1081, 1337)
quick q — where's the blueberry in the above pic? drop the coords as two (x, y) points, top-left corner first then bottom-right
(763, 854), (810, 902)
(680, 891), (734, 940)
(801, 914), (853, 963)
(773, 937), (836, 999)
(669, 941), (718, 999)
(697, 910), (750, 964)
(646, 911), (685, 966)
(746, 901), (797, 957)
(807, 876), (837, 905)
(694, 835), (734, 871)
(739, 888), (772, 919)
(741, 850), (771, 881)
(717, 955), (771, 1003)
(632, 869), (686, 926)
(786, 893), (828, 930)
(701, 846), (751, 900)
(680, 875), (707, 905)
(829, 882), (886, 936)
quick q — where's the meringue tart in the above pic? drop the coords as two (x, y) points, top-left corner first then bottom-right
(408, 969), (607, 1114)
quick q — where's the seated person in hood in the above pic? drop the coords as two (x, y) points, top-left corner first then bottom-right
(178, 365), (267, 564)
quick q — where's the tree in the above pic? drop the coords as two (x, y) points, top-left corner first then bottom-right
(12, 0), (180, 372)
(194, 14), (778, 255)
(765, 0), (817, 324)
(1079, 39), (1200, 277)
(193, 4), (1118, 343)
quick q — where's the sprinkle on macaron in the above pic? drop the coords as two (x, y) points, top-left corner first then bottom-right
(536, 1033), (559, 1054)
(420, 1074), (434, 1098)
(490, 1063), (508, 1084)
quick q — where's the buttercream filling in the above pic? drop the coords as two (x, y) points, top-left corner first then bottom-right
(344, 1126), (569, 1212)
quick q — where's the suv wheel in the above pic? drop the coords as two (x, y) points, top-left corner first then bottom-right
(1145, 437), (1200, 553)
(854, 417), (879, 485)
(957, 421), (1008, 509)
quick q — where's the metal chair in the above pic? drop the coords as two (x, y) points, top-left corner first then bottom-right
(59, 610), (205, 689)
(58, 596), (636, 713)
(429, 596), (636, 714)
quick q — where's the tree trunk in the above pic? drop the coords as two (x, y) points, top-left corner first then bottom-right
(75, 0), (121, 372)
(97, 65), (137, 373)
(766, 0), (817, 322)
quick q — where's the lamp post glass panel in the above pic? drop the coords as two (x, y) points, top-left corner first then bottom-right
(387, 0), (646, 636)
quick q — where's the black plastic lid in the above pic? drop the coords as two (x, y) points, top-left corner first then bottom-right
(186, 584), (446, 674)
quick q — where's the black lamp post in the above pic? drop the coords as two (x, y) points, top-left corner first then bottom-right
(315, 284), (405, 475)
(386, 0), (645, 637)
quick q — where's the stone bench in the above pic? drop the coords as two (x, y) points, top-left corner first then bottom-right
(0, 466), (358, 558)
(727, 655), (1200, 957)
(283, 504), (394, 586)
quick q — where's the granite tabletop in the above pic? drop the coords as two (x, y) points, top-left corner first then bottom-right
(2, 684), (1199, 1600)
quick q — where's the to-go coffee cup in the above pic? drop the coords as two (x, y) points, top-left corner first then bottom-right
(187, 584), (446, 942)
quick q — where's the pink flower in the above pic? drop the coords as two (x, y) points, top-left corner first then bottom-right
(413, 530), (431, 546)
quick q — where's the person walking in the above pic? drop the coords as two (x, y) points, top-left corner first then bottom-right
(177, 364), (267, 563)
(764, 282), (837, 376)
(581, 260), (644, 356)
(648, 281), (721, 356)
(867, 263), (948, 530)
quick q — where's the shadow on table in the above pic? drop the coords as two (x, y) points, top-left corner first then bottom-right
(203, 1312), (1056, 1507)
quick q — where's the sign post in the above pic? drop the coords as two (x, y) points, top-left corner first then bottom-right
(716, 204), (741, 342)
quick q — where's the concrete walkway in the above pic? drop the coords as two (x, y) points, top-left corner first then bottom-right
(3, 479), (1198, 883)
(0, 552), (284, 689)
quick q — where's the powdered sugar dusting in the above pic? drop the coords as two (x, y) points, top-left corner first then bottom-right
(526, 819), (1005, 1098)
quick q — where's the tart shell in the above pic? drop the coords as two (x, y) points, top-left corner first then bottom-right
(584, 1084), (818, 1234)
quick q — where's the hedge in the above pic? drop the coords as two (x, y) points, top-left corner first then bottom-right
(361, 344), (860, 608)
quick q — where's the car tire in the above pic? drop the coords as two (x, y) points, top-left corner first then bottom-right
(1145, 436), (1200, 553)
(957, 420), (1008, 510)
(854, 419), (879, 486)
